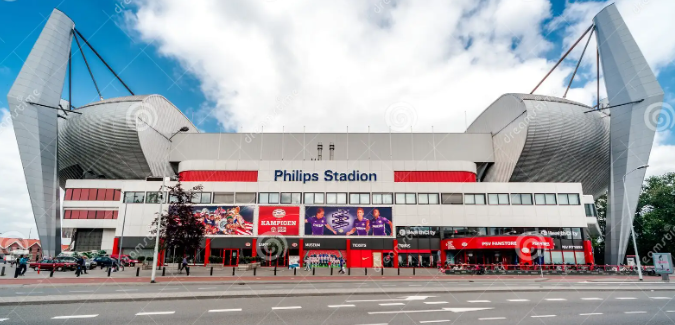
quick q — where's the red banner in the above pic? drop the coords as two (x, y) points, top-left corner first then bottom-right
(258, 206), (300, 236)
(442, 235), (554, 250)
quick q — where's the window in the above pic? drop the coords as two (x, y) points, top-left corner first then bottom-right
(326, 193), (347, 204)
(235, 192), (256, 204)
(372, 193), (393, 204)
(349, 193), (370, 205)
(304, 193), (324, 205)
(488, 193), (510, 205)
(510, 193), (533, 205)
(169, 194), (179, 203)
(395, 193), (416, 204)
(259, 193), (280, 204)
(584, 203), (597, 217)
(464, 194), (486, 205)
(535, 193), (557, 205)
(441, 193), (463, 205)
(418, 193), (439, 205)
(558, 193), (580, 205)
(123, 192), (145, 203)
(280, 192), (301, 204)
(191, 192), (212, 204)
(213, 192), (235, 204)
(145, 191), (166, 204)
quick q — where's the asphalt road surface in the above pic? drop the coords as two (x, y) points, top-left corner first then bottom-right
(1, 290), (674, 324)
(0, 280), (673, 298)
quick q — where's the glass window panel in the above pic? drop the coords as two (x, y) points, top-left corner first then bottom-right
(169, 194), (178, 203)
(259, 193), (269, 204)
(201, 192), (212, 204)
(395, 193), (406, 204)
(372, 194), (382, 204)
(511, 194), (521, 205)
(534, 194), (546, 205)
(558, 194), (569, 205)
(569, 194), (580, 205)
(498, 194), (509, 204)
(191, 193), (201, 204)
(337, 193), (347, 204)
(545, 193), (557, 204)
(382, 193), (393, 204)
(146, 192), (160, 204)
(235, 193), (255, 203)
(428, 193), (439, 204)
(405, 193), (416, 204)
(291, 193), (301, 204)
(326, 193), (337, 204)
(314, 193), (324, 204)
(550, 251), (564, 264)
(133, 192), (145, 203)
(360, 193), (370, 204)
(521, 194), (533, 205)
(474, 194), (485, 205)
(304, 193), (314, 205)
(124, 192), (135, 203)
(269, 193), (279, 204)
(488, 194), (499, 205)
(419, 194), (429, 205)
(464, 194), (475, 205)
(281, 193), (292, 204)
(563, 251), (576, 264)
(350, 193), (360, 204)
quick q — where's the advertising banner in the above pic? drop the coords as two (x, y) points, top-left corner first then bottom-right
(193, 206), (254, 236)
(258, 206), (300, 236)
(441, 236), (554, 250)
(653, 253), (673, 274)
(304, 207), (393, 236)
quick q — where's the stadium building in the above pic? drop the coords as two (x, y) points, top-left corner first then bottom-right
(8, 4), (664, 267)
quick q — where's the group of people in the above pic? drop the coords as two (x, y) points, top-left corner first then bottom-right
(195, 207), (254, 235)
(303, 254), (346, 274)
(12, 255), (30, 277)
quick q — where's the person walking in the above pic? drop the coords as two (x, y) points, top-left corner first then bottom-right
(180, 257), (188, 274)
(338, 258), (345, 274)
(303, 256), (310, 271)
(75, 256), (83, 277)
(19, 256), (28, 276)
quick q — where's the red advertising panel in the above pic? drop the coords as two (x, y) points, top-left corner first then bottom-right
(258, 206), (300, 236)
(442, 235), (554, 250)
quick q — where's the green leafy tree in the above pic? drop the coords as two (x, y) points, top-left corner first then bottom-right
(630, 172), (675, 265)
(151, 183), (206, 260)
(592, 193), (607, 264)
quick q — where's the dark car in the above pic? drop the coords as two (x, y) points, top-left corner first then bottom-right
(56, 256), (96, 269)
(29, 259), (77, 271)
(93, 256), (118, 268)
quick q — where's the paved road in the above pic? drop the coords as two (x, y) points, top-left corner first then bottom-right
(0, 291), (674, 324)
(1, 279), (673, 298)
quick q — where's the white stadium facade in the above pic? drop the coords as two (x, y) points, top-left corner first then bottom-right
(8, 5), (663, 268)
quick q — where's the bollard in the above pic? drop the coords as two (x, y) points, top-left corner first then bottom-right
(254, 267), (256, 276)
(365, 268), (367, 276)
(294, 268), (297, 276)
(136, 267), (140, 277)
(210, 267), (214, 276)
(0, 266), (4, 276)
(413, 267), (416, 275)
(162, 267), (166, 276)
(348, 268), (351, 276)
(186, 267), (190, 276)
(274, 265), (277, 276)
(381, 267), (384, 276)
(312, 267), (315, 276)
(331, 267), (333, 276)
(232, 267), (235, 276)
(50, 269), (54, 277)
(398, 268), (400, 275)
(107, 267), (112, 277)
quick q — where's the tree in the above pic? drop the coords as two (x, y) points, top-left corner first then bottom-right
(151, 183), (206, 260)
(592, 193), (607, 264)
(630, 172), (675, 265)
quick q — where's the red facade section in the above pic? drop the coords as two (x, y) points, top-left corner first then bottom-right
(394, 171), (476, 182)
(64, 210), (119, 220)
(179, 171), (258, 182)
(64, 188), (122, 201)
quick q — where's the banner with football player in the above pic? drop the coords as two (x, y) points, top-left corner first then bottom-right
(193, 206), (254, 236)
(304, 207), (393, 236)
(258, 206), (300, 236)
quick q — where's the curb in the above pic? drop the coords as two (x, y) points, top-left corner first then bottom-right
(1, 286), (674, 306)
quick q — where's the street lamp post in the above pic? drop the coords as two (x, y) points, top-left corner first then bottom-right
(623, 164), (648, 281)
(150, 176), (168, 283)
(117, 193), (129, 271)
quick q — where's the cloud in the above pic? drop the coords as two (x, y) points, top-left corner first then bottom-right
(647, 130), (675, 178)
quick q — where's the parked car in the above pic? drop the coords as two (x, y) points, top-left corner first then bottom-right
(29, 259), (77, 271)
(56, 256), (97, 269)
(111, 254), (139, 267)
(93, 256), (119, 268)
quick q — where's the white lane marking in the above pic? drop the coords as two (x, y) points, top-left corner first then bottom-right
(409, 285), (423, 287)
(208, 309), (242, 313)
(116, 289), (138, 292)
(545, 298), (566, 301)
(136, 311), (175, 316)
(380, 303), (405, 306)
(650, 297), (671, 300)
(272, 306), (302, 310)
(531, 315), (556, 318)
(356, 323), (388, 325)
(467, 300), (490, 303)
(625, 311), (647, 314)
(479, 317), (505, 320)
(581, 297), (602, 301)
(420, 320), (450, 323)
(52, 315), (98, 319)
(69, 290), (94, 293)
(382, 285), (396, 287)
(667, 311), (675, 313)
(507, 299), (529, 302)
(424, 301), (449, 305)
(15, 292), (43, 294)
(328, 304), (355, 308)
(616, 297), (637, 300)
(579, 313), (603, 316)
(369, 307), (492, 315)
(198, 287), (217, 290)
(160, 288), (180, 291)
(0, 318), (7, 322)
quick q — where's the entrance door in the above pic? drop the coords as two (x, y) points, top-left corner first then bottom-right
(222, 249), (239, 266)
(372, 252), (383, 268)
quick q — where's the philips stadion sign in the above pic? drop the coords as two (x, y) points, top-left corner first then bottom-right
(274, 170), (377, 183)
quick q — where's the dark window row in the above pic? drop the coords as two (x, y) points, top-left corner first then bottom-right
(65, 188), (121, 201)
(64, 210), (119, 220)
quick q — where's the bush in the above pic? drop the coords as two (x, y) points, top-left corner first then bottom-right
(209, 256), (223, 264)
(146, 256), (154, 262)
(138, 256), (146, 263)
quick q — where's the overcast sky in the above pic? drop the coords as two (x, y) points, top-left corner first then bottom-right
(0, 0), (674, 238)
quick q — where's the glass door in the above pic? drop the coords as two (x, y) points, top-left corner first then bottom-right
(222, 249), (239, 266)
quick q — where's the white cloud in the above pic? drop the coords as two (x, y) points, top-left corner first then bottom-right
(647, 130), (675, 178)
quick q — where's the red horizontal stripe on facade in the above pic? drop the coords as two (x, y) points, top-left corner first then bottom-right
(394, 171), (476, 182)
(179, 171), (258, 182)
